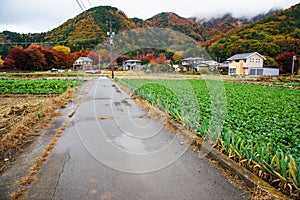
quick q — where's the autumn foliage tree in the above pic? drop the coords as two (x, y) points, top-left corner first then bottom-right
(0, 56), (4, 68)
(116, 55), (129, 66)
(4, 47), (30, 69)
(3, 58), (15, 68)
(53, 45), (71, 54)
(172, 50), (184, 64)
(41, 48), (61, 69)
(140, 54), (154, 65)
(2, 44), (91, 71)
(275, 52), (299, 74)
(27, 47), (47, 70)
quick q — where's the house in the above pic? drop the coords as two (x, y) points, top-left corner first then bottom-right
(217, 61), (230, 75)
(227, 52), (279, 76)
(171, 64), (180, 72)
(182, 57), (218, 71)
(122, 60), (142, 70)
(73, 57), (93, 70)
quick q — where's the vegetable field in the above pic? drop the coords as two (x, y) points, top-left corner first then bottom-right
(119, 79), (300, 197)
(0, 78), (83, 94)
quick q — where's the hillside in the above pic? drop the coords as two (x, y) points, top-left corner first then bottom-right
(208, 3), (300, 61)
(1, 7), (247, 56)
(144, 12), (204, 41)
(0, 5), (294, 60)
(143, 12), (269, 42)
(200, 8), (281, 42)
(44, 6), (136, 52)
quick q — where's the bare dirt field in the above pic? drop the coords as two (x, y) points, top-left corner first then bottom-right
(0, 90), (74, 172)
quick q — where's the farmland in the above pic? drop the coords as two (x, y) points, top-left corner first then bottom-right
(118, 78), (300, 197)
(0, 78), (83, 172)
(0, 78), (83, 94)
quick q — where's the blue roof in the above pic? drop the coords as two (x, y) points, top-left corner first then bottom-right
(227, 52), (265, 60)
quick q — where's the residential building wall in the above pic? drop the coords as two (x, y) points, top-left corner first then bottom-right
(229, 54), (264, 75)
(244, 54), (264, 68)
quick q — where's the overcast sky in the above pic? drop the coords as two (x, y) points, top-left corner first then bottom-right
(0, 0), (298, 33)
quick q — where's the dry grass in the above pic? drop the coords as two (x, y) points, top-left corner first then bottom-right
(208, 157), (280, 200)
(249, 188), (277, 200)
(0, 88), (75, 200)
(0, 89), (74, 172)
(10, 121), (69, 200)
(9, 188), (26, 200)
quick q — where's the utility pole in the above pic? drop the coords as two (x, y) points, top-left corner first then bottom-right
(106, 18), (115, 79)
(292, 55), (297, 76)
(98, 54), (101, 70)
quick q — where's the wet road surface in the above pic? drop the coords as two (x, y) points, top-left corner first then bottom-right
(24, 77), (248, 200)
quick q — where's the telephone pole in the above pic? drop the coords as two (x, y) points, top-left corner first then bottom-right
(98, 54), (101, 70)
(292, 55), (297, 76)
(106, 18), (115, 79)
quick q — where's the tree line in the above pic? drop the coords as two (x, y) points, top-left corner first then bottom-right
(0, 45), (92, 71)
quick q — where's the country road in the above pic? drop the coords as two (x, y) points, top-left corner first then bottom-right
(1, 77), (248, 200)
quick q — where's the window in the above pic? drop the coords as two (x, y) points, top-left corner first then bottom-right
(257, 69), (263, 75)
(256, 58), (260, 63)
(250, 58), (254, 63)
(229, 68), (236, 74)
(250, 69), (256, 75)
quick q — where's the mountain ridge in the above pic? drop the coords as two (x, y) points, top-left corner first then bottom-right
(207, 3), (300, 61)
(1, 4), (298, 61)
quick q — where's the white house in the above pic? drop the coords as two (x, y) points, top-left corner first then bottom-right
(182, 57), (218, 71)
(73, 57), (93, 70)
(227, 52), (279, 76)
(122, 60), (142, 70)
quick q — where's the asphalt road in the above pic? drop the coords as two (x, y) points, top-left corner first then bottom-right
(24, 77), (248, 200)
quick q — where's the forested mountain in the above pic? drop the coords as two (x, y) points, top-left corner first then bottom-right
(0, 4), (298, 62)
(44, 6), (136, 52)
(0, 6), (137, 55)
(207, 3), (300, 61)
(144, 12), (204, 41)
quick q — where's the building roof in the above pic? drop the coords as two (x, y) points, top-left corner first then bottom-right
(76, 57), (93, 62)
(124, 60), (141, 62)
(182, 57), (206, 61)
(227, 52), (265, 60)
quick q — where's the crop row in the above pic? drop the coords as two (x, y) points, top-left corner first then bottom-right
(119, 79), (300, 196)
(0, 78), (83, 94)
(273, 82), (300, 87)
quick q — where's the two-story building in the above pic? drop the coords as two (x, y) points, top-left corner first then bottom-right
(227, 52), (279, 76)
(182, 57), (218, 71)
(122, 60), (142, 70)
(73, 57), (93, 70)
(227, 52), (265, 75)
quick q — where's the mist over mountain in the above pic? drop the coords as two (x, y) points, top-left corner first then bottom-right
(0, 4), (298, 61)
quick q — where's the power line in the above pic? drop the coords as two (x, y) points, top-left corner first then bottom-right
(87, 0), (92, 7)
(0, 38), (99, 46)
(79, 0), (87, 10)
(75, 0), (85, 12)
(1, 0), (99, 47)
